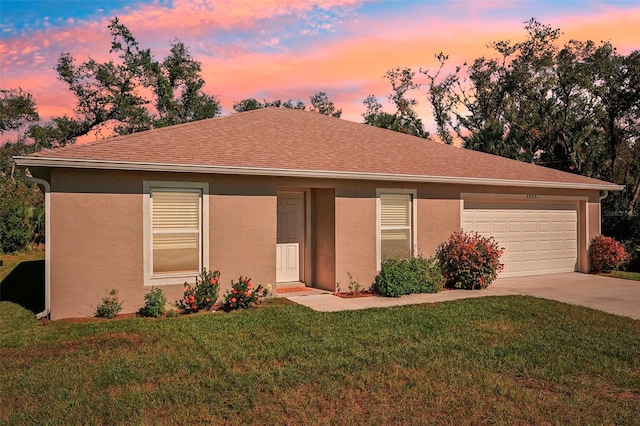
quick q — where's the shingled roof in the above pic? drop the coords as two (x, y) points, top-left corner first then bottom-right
(15, 107), (622, 190)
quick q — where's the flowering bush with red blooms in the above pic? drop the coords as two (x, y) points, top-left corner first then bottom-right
(221, 276), (269, 311)
(176, 268), (220, 314)
(435, 230), (504, 290)
(588, 234), (630, 273)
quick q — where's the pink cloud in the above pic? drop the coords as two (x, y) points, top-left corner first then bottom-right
(1, 0), (638, 136)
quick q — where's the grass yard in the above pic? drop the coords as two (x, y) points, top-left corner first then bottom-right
(0, 247), (45, 313)
(1, 297), (639, 425)
(604, 270), (640, 281)
(0, 246), (44, 282)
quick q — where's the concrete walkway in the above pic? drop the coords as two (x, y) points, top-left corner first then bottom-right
(285, 273), (640, 320)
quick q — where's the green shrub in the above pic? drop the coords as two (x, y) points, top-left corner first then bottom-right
(221, 276), (269, 311)
(588, 234), (630, 273)
(373, 255), (444, 298)
(0, 178), (43, 254)
(176, 268), (220, 314)
(95, 289), (123, 319)
(138, 287), (167, 318)
(436, 230), (504, 290)
(165, 309), (179, 318)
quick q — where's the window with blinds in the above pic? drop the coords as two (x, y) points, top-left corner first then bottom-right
(151, 188), (202, 275)
(380, 193), (412, 260)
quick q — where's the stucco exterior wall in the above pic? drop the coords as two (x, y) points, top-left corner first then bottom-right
(45, 168), (605, 319)
(335, 183), (377, 290)
(587, 200), (602, 271)
(209, 175), (277, 289)
(311, 188), (335, 291)
(48, 169), (279, 320)
(416, 185), (462, 258)
(50, 169), (146, 319)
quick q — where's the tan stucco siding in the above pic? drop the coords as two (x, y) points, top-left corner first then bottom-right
(588, 201), (602, 239)
(48, 170), (280, 320)
(334, 185), (377, 291)
(311, 188), (336, 291)
(416, 185), (462, 258)
(209, 192), (277, 288)
(585, 200), (602, 272)
(50, 169), (147, 319)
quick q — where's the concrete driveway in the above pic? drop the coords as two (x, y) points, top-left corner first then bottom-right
(493, 273), (640, 320)
(286, 273), (640, 320)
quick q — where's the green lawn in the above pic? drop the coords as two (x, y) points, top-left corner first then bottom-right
(1, 297), (639, 425)
(604, 270), (640, 281)
(0, 246), (44, 282)
(0, 247), (45, 313)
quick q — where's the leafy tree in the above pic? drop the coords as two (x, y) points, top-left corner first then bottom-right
(0, 89), (44, 253)
(1, 18), (221, 252)
(36, 17), (220, 143)
(309, 91), (342, 118)
(232, 98), (263, 113)
(0, 178), (44, 253)
(362, 95), (397, 129)
(0, 89), (39, 132)
(232, 98), (306, 112)
(421, 53), (459, 144)
(362, 67), (429, 138)
(423, 18), (640, 269)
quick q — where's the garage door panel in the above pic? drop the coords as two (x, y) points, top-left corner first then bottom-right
(523, 260), (538, 271)
(538, 221), (551, 232)
(462, 201), (578, 278)
(552, 258), (567, 269)
(507, 240), (522, 252)
(492, 222), (507, 233)
(537, 240), (551, 251)
(551, 239), (566, 250)
(538, 258), (552, 268)
(475, 221), (492, 233)
(508, 222), (522, 232)
(523, 221), (537, 233)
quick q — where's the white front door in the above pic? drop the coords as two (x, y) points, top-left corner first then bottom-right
(276, 192), (304, 282)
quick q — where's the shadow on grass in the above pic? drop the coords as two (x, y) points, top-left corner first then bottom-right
(0, 260), (44, 314)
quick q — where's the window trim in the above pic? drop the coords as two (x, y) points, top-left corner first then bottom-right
(376, 188), (417, 269)
(143, 181), (209, 286)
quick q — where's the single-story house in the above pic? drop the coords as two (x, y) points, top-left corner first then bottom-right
(15, 107), (623, 320)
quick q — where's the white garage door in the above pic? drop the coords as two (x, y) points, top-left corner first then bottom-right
(462, 201), (578, 277)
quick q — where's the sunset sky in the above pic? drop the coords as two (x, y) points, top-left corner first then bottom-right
(1, 0), (639, 137)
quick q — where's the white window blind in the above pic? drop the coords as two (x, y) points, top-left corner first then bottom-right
(380, 193), (412, 259)
(151, 189), (202, 274)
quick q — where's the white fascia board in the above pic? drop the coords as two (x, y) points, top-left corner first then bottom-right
(13, 156), (626, 191)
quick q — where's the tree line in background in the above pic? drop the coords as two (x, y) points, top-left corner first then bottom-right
(1, 18), (638, 270)
(422, 19), (639, 269)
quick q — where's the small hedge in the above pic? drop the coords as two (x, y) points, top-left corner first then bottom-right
(373, 255), (444, 298)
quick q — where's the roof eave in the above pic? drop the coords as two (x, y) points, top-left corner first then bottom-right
(13, 156), (625, 192)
